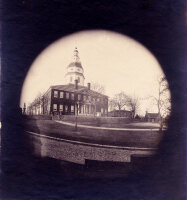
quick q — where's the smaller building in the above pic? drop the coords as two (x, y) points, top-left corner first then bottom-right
(145, 112), (159, 123)
(108, 110), (132, 118)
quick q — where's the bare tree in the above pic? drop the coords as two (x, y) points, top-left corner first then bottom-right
(35, 92), (45, 114)
(90, 82), (106, 95)
(149, 75), (171, 129)
(42, 90), (52, 115)
(33, 98), (38, 115)
(28, 101), (35, 115)
(127, 94), (140, 118)
(30, 93), (42, 115)
(160, 77), (171, 114)
(110, 92), (129, 117)
(90, 82), (106, 116)
(34, 91), (52, 115)
(27, 102), (32, 115)
(108, 98), (116, 112)
(27, 91), (47, 115)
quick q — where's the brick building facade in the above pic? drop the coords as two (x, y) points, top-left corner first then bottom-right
(43, 83), (108, 116)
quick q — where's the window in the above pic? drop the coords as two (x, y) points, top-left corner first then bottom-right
(70, 76), (73, 82)
(101, 108), (103, 114)
(60, 92), (64, 98)
(84, 95), (87, 101)
(105, 109), (107, 114)
(66, 92), (69, 99)
(78, 77), (80, 83)
(53, 104), (57, 111)
(71, 105), (74, 112)
(65, 105), (68, 112)
(71, 93), (74, 100)
(78, 94), (81, 100)
(54, 91), (58, 98)
(59, 104), (63, 111)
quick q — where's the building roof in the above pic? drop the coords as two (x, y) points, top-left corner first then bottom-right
(146, 113), (159, 118)
(50, 84), (108, 98)
(67, 62), (83, 69)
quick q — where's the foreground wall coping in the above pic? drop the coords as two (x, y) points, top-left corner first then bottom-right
(26, 131), (157, 151)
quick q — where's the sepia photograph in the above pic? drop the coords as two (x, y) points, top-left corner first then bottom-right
(1, 1), (186, 199)
(20, 30), (170, 164)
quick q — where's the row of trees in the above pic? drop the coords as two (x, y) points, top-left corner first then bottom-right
(108, 75), (171, 119)
(27, 92), (49, 115)
(109, 92), (140, 118)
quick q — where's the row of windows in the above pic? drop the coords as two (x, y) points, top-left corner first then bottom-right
(53, 104), (107, 114)
(53, 104), (74, 112)
(54, 91), (77, 100)
(54, 91), (74, 99)
(54, 90), (108, 103)
(54, 91), (64, 98)
(71, 68), (80, 71)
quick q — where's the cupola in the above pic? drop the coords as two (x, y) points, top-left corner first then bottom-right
(65, 47), (85, 86)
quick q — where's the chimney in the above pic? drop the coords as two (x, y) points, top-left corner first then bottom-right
(87, 83), (90, 90)
(75, 79), (78, 90)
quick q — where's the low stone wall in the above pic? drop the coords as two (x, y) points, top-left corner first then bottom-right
(27, 131), (157, 165)
(53, 115), (131, 125)
(25, 115), (52, 120)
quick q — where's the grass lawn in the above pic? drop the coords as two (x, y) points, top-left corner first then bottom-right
(23, 119), (163, 148)
(68, 121), (161, 129)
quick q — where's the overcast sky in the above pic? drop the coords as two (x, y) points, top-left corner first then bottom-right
(20, 30), (169, 115)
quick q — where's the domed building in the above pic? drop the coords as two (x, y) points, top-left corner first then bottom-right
(65, 47), (85, 86)
(42, 48), (108, 117)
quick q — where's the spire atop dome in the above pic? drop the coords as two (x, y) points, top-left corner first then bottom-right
(73, 47), (80, 61)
